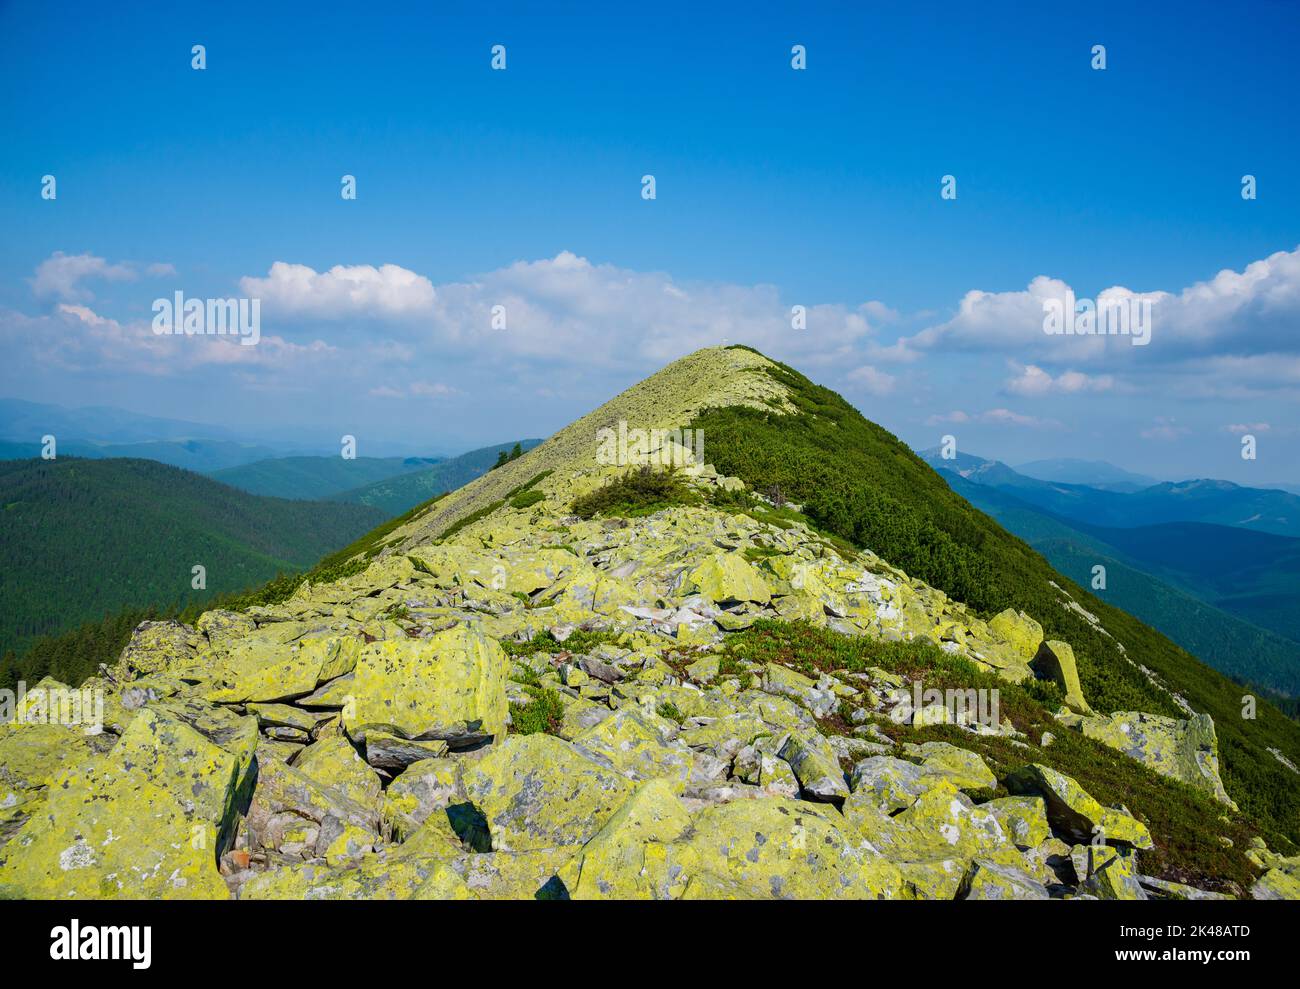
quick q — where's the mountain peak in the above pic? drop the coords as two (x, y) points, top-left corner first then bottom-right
(2, 348), (1296, 902)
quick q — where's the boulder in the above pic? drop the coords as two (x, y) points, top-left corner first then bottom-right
(687, 551), (771, 604)
(1006, 763), (1152, 849)
(461, 735), (637, 851)
(1078, 711), (1235, 808)
(0, 760), (229, 899)
(343, 625), (509, 746)
(964, 858), (1050, 900)
(1031, 640), (1090, 714)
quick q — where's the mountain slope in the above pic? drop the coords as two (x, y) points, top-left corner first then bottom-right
(333, 439), (543, 515)
(375, 346), (1299, 843)
(3, 347), (1297, 901)
(0, 457), (385, 658)
(210, 455), (443, 500)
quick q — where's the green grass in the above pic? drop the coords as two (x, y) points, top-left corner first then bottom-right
(509, 685), (565, 735)
(501, 628), (624, 658)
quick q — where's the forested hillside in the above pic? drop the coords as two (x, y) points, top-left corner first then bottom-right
(0, 457), (385, 661)
(335, 439), (542, 514)
(210, 454), (442, 500)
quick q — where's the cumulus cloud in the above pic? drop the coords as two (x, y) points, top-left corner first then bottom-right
(0, 303), (333, 376)
(241, 251), (891, 371)
(1003, 363), (1115, 397)
(240, 261), (437, 319)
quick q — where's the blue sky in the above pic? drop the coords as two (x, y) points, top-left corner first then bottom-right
(2, 1), (1298, 479)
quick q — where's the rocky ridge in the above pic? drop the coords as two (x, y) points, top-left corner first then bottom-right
(1, 347), (1293, 900)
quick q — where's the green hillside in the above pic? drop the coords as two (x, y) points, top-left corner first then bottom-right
(335, 439), (542, 515)
(0, 457), (385, 661)
(210, 454), (442, 500)
(683, 347), (1300, 845)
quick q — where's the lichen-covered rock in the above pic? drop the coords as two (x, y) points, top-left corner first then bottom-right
(293, 736), (383, 809)
(110, 702), (258, 853)
(1006, 763), (1152, 849)
(572, 707), (693, 786)
(1080, 845), (1147, 900)
(987, 609), (1043, 660)
(243, 756), (381, 860)
(114, 619), (203, 680)
(0, 760), (230, 899)
(762, 663), (837, 718)
(964, 858), (1050, 900)
(343, 625), (508, 746)
(902, 741), (996, 796)
(654, 796), (904, 899)
(981, 796), (1051, 850)
(1032, 640), (1090, 714)
(565, 779), (693, 899)
(383, 758), (462, 839)
(687, 551), (771, 604)
(364, 732), (450, 772)
(1079, 710), (1235, 808)
(445, 847), (576, 899)
(462, 735), (637, 851)
(779, 729), (849, 802)
(1252, 868), (1300, 900)
(239, 851), (472, 900)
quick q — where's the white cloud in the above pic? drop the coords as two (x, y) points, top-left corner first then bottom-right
(371, 380), (458, 399)
(845, 364), (896, 396)
(0, 303), (334, 376)
(32, 252), (137, 301)
(1223, 422), (1270, 434)
(1004, 363), (1115, 397)
(240, 261), (437, 319)
(905, 245), (1300, 368)
(925, 407), (1058, 428)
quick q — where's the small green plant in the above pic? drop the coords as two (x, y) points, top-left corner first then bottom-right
(382, 602), (411, 622)
(656, 701), (685, 724)
(509, 685), (565, 735)
(509, 489), (546, 510)
(571, 466), (698, 519)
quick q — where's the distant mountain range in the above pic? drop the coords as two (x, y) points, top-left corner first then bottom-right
(210, 455), (445, 500)
(919, 448), (1300, 696)
(334, 440), (544, 514)
(925, 448), (1300, 538)
(1013, 457), (1161, 492)
(0, 397), (463, 472)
